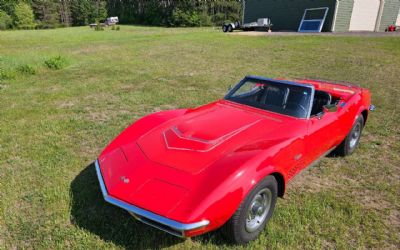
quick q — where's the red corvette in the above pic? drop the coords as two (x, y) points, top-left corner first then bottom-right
(95, 76), (374, 243)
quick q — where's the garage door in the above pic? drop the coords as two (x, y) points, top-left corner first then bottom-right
(349, 0), (380, 31)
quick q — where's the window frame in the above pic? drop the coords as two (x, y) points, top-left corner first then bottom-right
(225, 76), (315, 119)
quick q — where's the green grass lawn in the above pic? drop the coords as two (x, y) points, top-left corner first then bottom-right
(1, 26), (399, 249)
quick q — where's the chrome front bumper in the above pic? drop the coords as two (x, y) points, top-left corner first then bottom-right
(94, 160), (209, 237)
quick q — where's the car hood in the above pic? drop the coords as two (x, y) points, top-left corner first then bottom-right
(137, 101), (285, 174)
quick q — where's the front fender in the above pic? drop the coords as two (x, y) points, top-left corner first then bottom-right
(177, 151), (284, 234)
(100, 109), (188, 156)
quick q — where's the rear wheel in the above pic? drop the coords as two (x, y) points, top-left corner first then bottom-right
(227, 25), (233, 32)
(222, 25), (228, 33)
(222, 176), (277, 244)
(334, 115), (364, 156)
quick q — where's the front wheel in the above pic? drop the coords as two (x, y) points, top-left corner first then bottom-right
(334, 115), (364, 156)
(222, 176), (277, 244)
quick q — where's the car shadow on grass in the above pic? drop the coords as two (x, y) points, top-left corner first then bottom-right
(70, 162), (184, 249)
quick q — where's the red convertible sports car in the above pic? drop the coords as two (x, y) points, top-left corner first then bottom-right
(95, 76), (374, 244)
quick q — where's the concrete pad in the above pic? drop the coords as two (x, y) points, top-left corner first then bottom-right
(228, 31), (400, 37)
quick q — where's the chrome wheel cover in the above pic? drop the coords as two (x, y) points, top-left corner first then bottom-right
(349, 122), (361, 149)
(245, 188), (272, 233)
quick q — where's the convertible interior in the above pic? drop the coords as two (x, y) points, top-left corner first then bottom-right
(227, 81), (340, 118)
(310, 90), (332, 116)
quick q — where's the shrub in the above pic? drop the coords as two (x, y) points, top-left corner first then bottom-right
(170, 8), (197, 27)
(0, 10), (12, 30)
(44, 56), (67, 70)
(0, 67), (16, 82)
(35, 20), (58, 30)
(169, 8), (212, 27)
(13, 3), (36, 29)
(17, 64), (36, 75)
(94, 20), (104, 31)
(111, 25), (120, 31)
(198, 13), (212, 27)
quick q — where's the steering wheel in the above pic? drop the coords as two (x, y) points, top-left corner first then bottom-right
(285, 102), (307, 116)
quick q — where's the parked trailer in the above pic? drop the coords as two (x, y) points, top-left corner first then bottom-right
(105, 17), (119, 26)
(90, 16), (119, 28)
(222, 18), (273, 32)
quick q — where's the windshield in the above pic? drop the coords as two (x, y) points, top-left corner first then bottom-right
(225, 79), (313, 118)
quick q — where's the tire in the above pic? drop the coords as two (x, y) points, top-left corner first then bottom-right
(222, 25), (228, 33)
(333, 115), (364, 156)
(228, 25), (233, 32)
(222, 175), (278, 244)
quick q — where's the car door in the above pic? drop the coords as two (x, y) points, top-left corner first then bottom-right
(284, 119), (309, 180)
(306, 110), (340, 164)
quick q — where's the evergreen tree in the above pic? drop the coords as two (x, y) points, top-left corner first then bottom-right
(70, 0), (107, 26)
(59, 0), (72, 26)
(0, 0), (243, 29)
(32, 0), (60, 28)
(0, 0), (20, 15)
(106, 0), (242, 27)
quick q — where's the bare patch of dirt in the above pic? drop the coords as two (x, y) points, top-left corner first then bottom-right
(58, 101), (75, 108)
(151, 104), (178, 113)
(86, 110), (112, 123)
(288, 169), (338, 193)
(352, 189), (392, 211)
(85, 109), (136, 123)
(71, 45), (117, 55)
(389, 209), (400, 230)
(287, 159), (340, 193)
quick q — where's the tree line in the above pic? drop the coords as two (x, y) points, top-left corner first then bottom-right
(0, 0), (242, 30)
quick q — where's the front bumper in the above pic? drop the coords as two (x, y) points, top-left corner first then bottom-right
(94, 160), (209, 237)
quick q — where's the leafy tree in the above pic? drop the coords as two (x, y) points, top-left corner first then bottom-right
(13, 2), (36, 29)
(0, 10), (12, 30)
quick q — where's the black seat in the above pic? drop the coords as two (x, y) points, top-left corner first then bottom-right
(311, 90), (332, 116)
(260, 86), (287, 107)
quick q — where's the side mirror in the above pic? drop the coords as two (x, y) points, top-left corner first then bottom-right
(315, 104), (338, 120)
(323, 103), (338, 113)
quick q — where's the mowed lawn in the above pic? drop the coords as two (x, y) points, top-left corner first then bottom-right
(0, 26), (399, 249)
